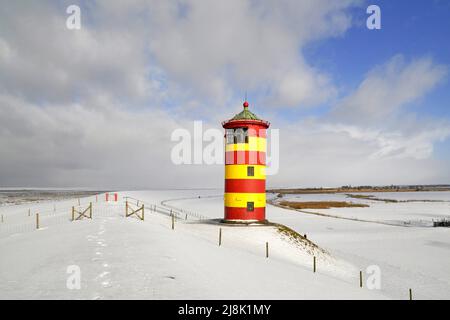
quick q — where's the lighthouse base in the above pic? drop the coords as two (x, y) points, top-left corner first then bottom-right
(221, 219), (269, 226)
(224, 207), (265, 221)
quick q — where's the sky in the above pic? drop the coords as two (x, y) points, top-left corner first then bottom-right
(0, 0), (449, 189)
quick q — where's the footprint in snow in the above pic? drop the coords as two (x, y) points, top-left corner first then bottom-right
(95, 271), (110, 280)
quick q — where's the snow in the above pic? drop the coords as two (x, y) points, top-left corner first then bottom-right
(271, 192), (450, 226)
(159, 190), (450, 300)
(1, 190), (449, 299)
(355, 191), (450, 202)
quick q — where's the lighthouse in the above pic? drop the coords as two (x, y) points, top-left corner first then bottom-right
(222, 101), (270, 223)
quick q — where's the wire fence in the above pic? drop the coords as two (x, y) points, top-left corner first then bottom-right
(1, 193), (443, 300)
(125, 196), (210, 221)
(159, 195), (220, 220)
(0, 193), (128, 236)
(0, 194), (213, 238)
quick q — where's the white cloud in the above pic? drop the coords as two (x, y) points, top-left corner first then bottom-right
(1, 0), (355, 107)
(321, 122), (450, 160)
(146, 0), (358, 107)
(0, 92), (224, 188)
(0, 1), (158, 104)
(0, 1), (449, 189)
(332, 55), (448, 123)
(319, 55), (450, 161)
(264, 54), (450, 187)
(267, 121), (450, 188)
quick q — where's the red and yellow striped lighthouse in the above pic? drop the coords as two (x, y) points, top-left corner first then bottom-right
(222, 101), (270, 222)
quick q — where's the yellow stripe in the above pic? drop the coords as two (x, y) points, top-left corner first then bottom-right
(224, 193), (266, 208)
(225, 165), (266, 179)
(225, 136), (266, 152)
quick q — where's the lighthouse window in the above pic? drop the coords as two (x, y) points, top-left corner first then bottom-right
(247, 202), (254, 212)
(235, 128), (247, 143)
(247, 166), (255, 176)
(226, 129), (235, 144)
(226, 128), (249, 144)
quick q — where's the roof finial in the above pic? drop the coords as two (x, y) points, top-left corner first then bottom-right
(243, 91), (249, 109)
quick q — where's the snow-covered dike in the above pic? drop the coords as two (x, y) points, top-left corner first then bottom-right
(0, 190), (388, 300)
(156, 190), (450, 300)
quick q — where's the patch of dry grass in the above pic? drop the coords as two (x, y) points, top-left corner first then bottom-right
(279, 201), (369, 210)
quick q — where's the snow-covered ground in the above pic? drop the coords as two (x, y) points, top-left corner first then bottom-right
(0, 190), (449, 299)
(0, 189), (102, 207)
(161, 190), (450, 300)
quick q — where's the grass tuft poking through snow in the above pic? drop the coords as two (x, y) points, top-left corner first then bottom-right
(274, 223), (326, 256)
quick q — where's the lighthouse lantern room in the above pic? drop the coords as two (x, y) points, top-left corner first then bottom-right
(222, 101), (270, 223)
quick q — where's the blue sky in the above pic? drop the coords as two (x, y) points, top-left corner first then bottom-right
(334, 1), (449, 157)
(290, 0), (450, 117)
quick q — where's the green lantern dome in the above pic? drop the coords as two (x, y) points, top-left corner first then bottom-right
(231, 101), (260, 120)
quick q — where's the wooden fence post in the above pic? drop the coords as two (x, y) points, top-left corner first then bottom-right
(89, 202), (92, 218)
(125, 201), (128, 217)
(1, 214), (3, 223)
(36, 213), (40, 229)
(409, 288), (413, 300)
(142, 205), (145, 221)
(359, 271), (363, 288)
(266, 242), (269, 258)
(219, 228), (222, 246)
(313, 256), (316, 273)
(172, 214), (175, 230)
(71, 206), (75, 221)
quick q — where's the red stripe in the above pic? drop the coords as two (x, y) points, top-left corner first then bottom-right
(225, 179), (265, 193)
(247, 126), (267, 137)
(224, 207), (265, 221)
(223, 121), (269, 132)
(225, 151), (266, 165)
